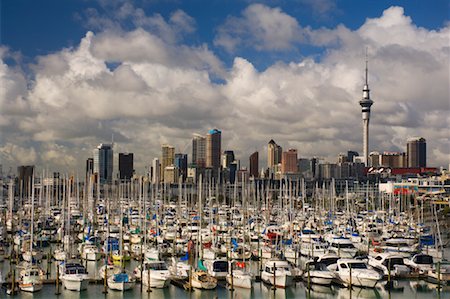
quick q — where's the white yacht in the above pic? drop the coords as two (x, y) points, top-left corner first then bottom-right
(261, 259), (294, 288)
(300, 240), (328, 258)
(19, 266), (43, 292)
(302, 261), (336, 286)
(368, 253), (410, 278)
(81, 244), (101, 261)
(336, 259), (382, 288)
(427, 264), (450, 285)
(382, 238), (418, 257)
(404, 254), (434, 274)
(60, 262), (90, 291)
(139, 261), (171, 288)
(327, 237), (358, 258)
(203, 259), (229, 279)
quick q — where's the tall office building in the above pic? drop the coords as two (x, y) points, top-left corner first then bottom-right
(268, 139), (282, 168)
(206, 129), (221, 176)
(175, 153), (188, 181)
(347, 151), (359, 163)
(86, 158), (94, 177)
(152, 158), (160, 184)
(192, 134), (206, 168)
(94, 143), (113, 184)
(249, 151), (259, 178)
(222, 150), (235, 169)
(359, 55), (374, 166)
(17, 165), (34, 197)
(281, 149), (298, 174)
(118, 153), (134, 181)
(407, 137), (426, 167)
(161, 144), (175, 182)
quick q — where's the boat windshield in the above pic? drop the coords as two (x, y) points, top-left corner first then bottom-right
(333, 243), (355, 249)
(147, 263), (168, 271)
(415, 255), (433, 264)
(383, 258), (404, 268)
(349, 263), (367, 269)
(321, 258), (339, 266)
(213, 262), (228, 272)
(386, 242), (409, 247)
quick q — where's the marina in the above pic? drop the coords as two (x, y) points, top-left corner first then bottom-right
(1, 173), (449, 298)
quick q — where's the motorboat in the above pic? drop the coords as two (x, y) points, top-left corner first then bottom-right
(139, 261), (171, 288)
(427, 264), (450, 285)
(81, 244), (101, 261)
(336, 259), (382, 288)
(302, 261), (335, 286)
(368, 253), (410, 278)
(60, 262), (90, 291)
(19, 265), (43, 292)
(382, 238), (418, 257)
(405, 254), (434, 274)
(203, 259), (229, 279)
(261, 259), (294, 288)
(327, 237), (358, 258)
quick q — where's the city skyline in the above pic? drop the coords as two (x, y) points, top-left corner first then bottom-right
(0, 1), (448, 174)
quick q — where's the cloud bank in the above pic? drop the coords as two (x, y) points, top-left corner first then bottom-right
(0, 5), (448, 174)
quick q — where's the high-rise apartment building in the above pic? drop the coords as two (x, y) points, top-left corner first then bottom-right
(249, 151), (259, 178)
(94, 143), (113, 184)
(370, 152), (406, 168)
(407, 137), (426, 167)
(206, 129), (221, 176)
(118, 153), (134, 181)
(175, 153), (188, 181)
(192, 134), (206, 168)
(281, 149), (298, 174)
(161, 144), (175, 182)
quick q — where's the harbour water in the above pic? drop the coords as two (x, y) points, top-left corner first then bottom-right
(2, 257), (450, 298)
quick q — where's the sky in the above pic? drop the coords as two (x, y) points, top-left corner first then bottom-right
(0, 0), (449, 175)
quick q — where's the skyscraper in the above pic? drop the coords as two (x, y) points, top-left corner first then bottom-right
(268, 139), (282, 168)
(281, 149), (298, 174)
(192, 134), (206, 168)
(93, 143), (113, 184)
(222, 150), (235, 169)
(152, 158), (160, 184)
(249, 151), (259, 178)
(206, 129), (221, 177)
(175, 153), (188, 181)
(86, 158), (94, 177)
(161, 144), (175, 182)
(17, 165), (34, 197)
(407, 137), (426, 167)
(359, 55), (373, 166)
(118, 153), (134, 181)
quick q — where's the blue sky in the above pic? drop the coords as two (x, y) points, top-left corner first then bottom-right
(2, 0), (448, 69)
(0, 0), (448, 172)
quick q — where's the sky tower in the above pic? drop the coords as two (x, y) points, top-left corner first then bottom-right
(359, 52), (373, 166)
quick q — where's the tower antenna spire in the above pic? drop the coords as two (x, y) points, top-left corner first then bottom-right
(365, 47), (369, 85)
